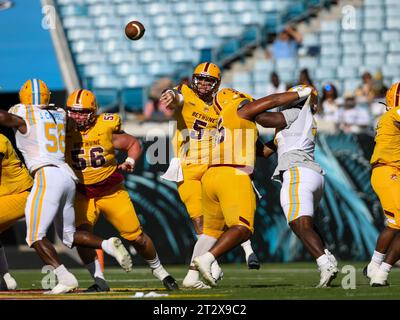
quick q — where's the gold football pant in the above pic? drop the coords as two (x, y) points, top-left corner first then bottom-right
(0, 191), (30, 233)
(201, 166), (256, 239)
(177, 163), (209, 219)
(371, 165), (400, 229)
(75, 184), (142, 241)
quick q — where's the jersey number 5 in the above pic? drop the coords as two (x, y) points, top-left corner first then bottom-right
(71, 147), (106, 170)
(191, 119), (208, 140)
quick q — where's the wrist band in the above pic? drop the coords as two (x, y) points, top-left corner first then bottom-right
(125, 157), (135, 166)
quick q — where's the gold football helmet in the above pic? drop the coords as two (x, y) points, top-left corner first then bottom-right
(385, 82), (400, 110)
(66, 89), (98, 130)
(19, 79), (50, 107)
(192, 62), (221, 100)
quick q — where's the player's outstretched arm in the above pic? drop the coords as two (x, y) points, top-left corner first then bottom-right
(254, 112), (287, 128)
(112, 132), (142, 173)
(159, 89), (183, 111)
(238, 87), (311, 121)
(0, 110), (27, 133)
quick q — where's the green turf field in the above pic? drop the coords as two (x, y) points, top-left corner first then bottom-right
(1, 262), (399, 300)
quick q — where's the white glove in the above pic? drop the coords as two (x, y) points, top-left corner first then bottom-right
(297, 86), (312, 99)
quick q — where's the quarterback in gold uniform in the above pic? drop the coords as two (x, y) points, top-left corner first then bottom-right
(367, 82), (400, 286)
(65, 89), (178, 291)
(193, 87), (312, 286)
(0, 133), (33, 290)
(159, 63), (259, 289)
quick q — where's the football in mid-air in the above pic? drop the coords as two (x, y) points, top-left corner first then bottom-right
(124, 21), (145, 40)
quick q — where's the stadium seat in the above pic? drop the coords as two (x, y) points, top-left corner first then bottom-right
(320, 21), (341, 33)
(315, 68), (336, 81)
(382, 30), (400, 42)
(342, 55), (362, 67)
(92, 88), (120, 112)
(340, 32), (360, 44)
(387, 53), (400, 65)
(361, 31), (380, 42)
(92, 75), (122, 89)
(121, 87), (146, 112)
(343, 44), (363, 55)
(320, 33), (339, 45)
(84, 64), (113, 77)
(365, 43), (387, 54)
(364, 54), (385, 67)
(337, 67), (357, 79)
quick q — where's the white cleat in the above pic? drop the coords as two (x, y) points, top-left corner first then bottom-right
(193, 256), (217, 287)
(44, 282), (78, 294)
(363, 261), (380, 280)
(109, 237), (133, 272)
(370, 268), (389, 287)
(316, 263), (338, 288)
(44, 274), (79, 295)
(324, 249), (338, 267)
(211, 261), (223, 283)
(3, 273), (17, 290)
(182, 278), (211, 289)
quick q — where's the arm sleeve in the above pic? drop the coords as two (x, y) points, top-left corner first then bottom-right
(281, 108), (301, 128)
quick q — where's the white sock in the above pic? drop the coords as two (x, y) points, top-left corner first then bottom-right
(241, 240), (254, 261)
(190, 234), (217, 267)
(316, 254), (330, 268)
(202, 252), (216, 265)
(146, 254), (161, 270)
(380, 262), (392, 273)
(54, 264), (76, 285)
(371, 250), (385, 265)
(101, 239), (114, 257)
(0, 244), (9, 276)
(86, 259), (105, 280)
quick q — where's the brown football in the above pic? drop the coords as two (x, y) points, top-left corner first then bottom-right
(124, 20), (145, 40)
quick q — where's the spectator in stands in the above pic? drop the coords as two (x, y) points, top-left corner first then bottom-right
(355, 72), (375, 104)
(143, 77), (175, 121)
(319, 83), (340, 125)
(266, 72), (286, 95)
(266, 72), (286, 112)
(370, 72), (388, 127)
(338, 94), (372, 133)
(269, 25), (303, 60)
(299, 68), (315, 89)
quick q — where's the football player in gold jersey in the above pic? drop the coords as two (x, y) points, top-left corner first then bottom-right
(367, 82), (400, 286)
(160, 63), (260, 289)
(193, 86), (312, 286)
(0, 133), (33, 290)
(65, 89), (178, 291)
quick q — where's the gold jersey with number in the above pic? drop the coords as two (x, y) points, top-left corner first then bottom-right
(172, 84), (219, 164)
(66, 113), (122, 185)
(370, 106), (400, 168)
(211, 98), (257, 171)
(0, 134), (33, 196)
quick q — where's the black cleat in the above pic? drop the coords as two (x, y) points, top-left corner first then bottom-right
(0, 277), (8, 291)
(363, 265), (369, 279)
(247, 253), (260, 270)
(162, 275), (179, 291)
(84, 277), (110, 292)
